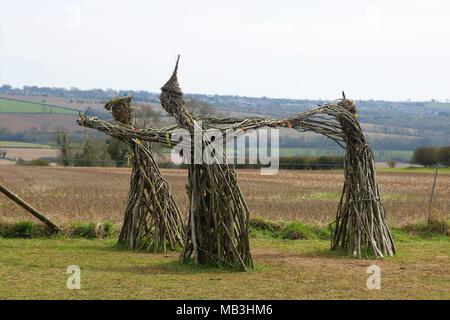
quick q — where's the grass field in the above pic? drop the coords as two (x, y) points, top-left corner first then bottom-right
(0, 98), (78, 115)
(0, 166), (449, 299)
(0, 141), (53, 148)
(0, 235), (448, 299)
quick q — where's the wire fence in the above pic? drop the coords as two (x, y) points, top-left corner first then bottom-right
(3, 154), (447, 169)
(8, 157), (346, 169)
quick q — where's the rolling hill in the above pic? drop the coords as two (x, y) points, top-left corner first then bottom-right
(1, 85), (449, 162)
(0, 97), (78, 114)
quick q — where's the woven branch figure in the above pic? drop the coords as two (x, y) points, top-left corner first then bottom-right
(77, 97), (185, 251)
(200, 98), (396, 258)
(76, 57), (395, 260)
(104, 96), (134, 125)
(159, 56), (253, 270)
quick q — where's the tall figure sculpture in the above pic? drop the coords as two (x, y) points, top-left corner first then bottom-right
(160, 56), (253, 270)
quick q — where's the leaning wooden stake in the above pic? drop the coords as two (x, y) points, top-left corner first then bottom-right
(0, 183), (63, 232)
(428, 163), (439, 223)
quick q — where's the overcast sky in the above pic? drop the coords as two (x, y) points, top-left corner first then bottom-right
(0, 0), (449, 101)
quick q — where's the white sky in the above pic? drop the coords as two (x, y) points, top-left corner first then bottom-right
(0, 0), (449, 101)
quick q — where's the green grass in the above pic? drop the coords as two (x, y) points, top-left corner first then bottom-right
(0, 235), (448, 299)
(0, 98), (77, 115)
(281, 222), (331, 240)
(250, 218), (335, 241)
(0, 221), (40, 238)
(380, 167), (450, 174)
(0, 221), (115, 239)
(0, 219), (448, 299)
(71, 222), (114, 239)
(399, 220), (450, 239)
(0, 141), (53, 148)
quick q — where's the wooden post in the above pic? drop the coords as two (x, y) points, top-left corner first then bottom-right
(428, 163), (439, 223)
(0, 183), (63, 232)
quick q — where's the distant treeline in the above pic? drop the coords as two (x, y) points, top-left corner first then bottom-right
(412, 146), (450, 166)
(278, 155), (344, 170)
(0, 127), (104, 146)
(33, 133), (345, 170)
(0, 127), (44, 143)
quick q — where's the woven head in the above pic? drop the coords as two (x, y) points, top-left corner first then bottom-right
(337, 91), (357, 115)
(104, 96), (134, 125)
(104, 96), (133, 111)
(161, 55), (183, 95)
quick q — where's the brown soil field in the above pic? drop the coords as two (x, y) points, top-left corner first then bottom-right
(0, 166), (448, 227)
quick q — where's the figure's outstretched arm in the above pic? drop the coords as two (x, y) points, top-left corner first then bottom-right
(76, 115), (177, 148)
(200, 103), (349, 147)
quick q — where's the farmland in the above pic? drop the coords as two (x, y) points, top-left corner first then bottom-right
(0, 141), (52, 148)
(0, 147), (59, 162)
(0, 166), (449, 299)
(276, 147), (413, 161)
(0, 98), (78, 115)
(0, 167), (448, 227)
(0, 97), (80, 134)
(0, 113), (80, 133)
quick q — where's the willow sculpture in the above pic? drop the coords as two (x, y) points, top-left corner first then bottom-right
(76, 57), (395, 263)
(77, 97), (185, 251)
(202, 95), (396, 258)
(159, 56), (253, 270)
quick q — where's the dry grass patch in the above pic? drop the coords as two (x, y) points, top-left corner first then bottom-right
(0, 167), (448, 227)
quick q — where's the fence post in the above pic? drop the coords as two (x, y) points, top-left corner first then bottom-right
(428, 163), (439, 223)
